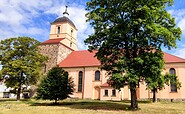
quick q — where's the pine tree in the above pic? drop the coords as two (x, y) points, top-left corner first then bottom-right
(36, 67), (74, 103)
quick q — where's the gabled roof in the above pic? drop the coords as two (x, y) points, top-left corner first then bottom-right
(59, 50), (100, 68)
(41, 38), (64, 45)
(163, 52), (185, 63)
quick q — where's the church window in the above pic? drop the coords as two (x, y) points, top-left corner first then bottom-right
(169, 68), (177, 92)
(95, 70), (100, 81)
(104, 90), (108, 96)
(70, 42), (72, 47)
(78, 71), (83, 92)
(71, 29), (73, 36)
(112, 89), (116, 96)
(57, 26), (60, 34)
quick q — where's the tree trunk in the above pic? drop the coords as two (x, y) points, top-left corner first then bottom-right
(130, 83), (138, 109)
(54, 98), (58, 104)
(17, 87), (21, 101)
(17, 72), (23, 101)
(152, 88), (157, 102)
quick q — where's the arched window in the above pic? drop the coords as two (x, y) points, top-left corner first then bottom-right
(170, 68), (176, 75)
(57, 26), (60, 34)
(78, 71), (83, 92)
(95, 70), (100, 81)
(169, 68), (177, 92)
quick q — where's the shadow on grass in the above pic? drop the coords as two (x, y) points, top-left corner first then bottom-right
(0, 98), (33, 102)
(121, 100), (152, 104)
(28, 99), (145, 111)
(0, 98), (17, 102)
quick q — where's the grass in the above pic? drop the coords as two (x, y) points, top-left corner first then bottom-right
(0, 98), (185, 114)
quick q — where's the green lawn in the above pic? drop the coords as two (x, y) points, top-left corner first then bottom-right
(0, 98), (185, 114)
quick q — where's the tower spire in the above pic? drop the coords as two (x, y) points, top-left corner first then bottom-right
(63, 5), (69, 16)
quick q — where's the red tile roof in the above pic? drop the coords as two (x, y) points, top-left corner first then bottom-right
(41, 38), (64, 44)
(100, 83), (110, 87)
(59, 50), (101, 67)
(163, 52), (185, 63)
(59, 50), (185, 68)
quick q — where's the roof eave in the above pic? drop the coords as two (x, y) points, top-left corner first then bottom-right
(59, 65), (100, 68)
(165, 61), (185, 64)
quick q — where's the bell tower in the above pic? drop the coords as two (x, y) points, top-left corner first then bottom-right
(49, 6), (78, 51)
(40, 6), (77, 73)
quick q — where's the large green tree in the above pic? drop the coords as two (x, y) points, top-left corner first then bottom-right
(36, 67), (74, 104)
(85, 0), (181, 109)
(0, 37), (47, 100)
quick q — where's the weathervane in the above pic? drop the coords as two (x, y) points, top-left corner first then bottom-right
(63, 5), (69, 16)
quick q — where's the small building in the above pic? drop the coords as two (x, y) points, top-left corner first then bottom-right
(0, 80), (16, 98)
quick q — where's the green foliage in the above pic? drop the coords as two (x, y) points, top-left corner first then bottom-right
(36, 67), (74, 103)
(143, 50), (165, 91)
(85, 0), (181, 108)
(164, 73), (181, 89)
(0, 37), (47, 100)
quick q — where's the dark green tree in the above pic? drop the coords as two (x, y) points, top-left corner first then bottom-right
(36, 67), (74, 103)
(0, 37), (47, 100)
(142, 51), (181, 102)
(85, 0), (181, 109)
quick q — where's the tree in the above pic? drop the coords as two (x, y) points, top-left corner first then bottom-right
(142, 50), (165, 102)
(0, 37), (47, 100)
(85, 0), (181, 109)
(36, 67), (74, 103)
(142, 51), (181, 102)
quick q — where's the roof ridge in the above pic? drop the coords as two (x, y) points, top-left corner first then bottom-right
(164, 52), (185, 60)
(41, 38), (65, 45)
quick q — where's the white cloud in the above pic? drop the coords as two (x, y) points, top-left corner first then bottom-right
(168, 9), (185, 36)
(167, 9), (185, 59)
(173, 45), (185, 59)
(0, 0), (92, 50)
(168, 9), (185, 22)
(69, 6), (93, 50)
(178, 18), (185, 32)
(0, 0), (54, 40)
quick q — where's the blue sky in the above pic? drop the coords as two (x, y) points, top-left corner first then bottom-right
(0, 0), (185, 59)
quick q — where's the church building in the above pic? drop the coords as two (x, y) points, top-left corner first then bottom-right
(39, 8), (185, 101)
